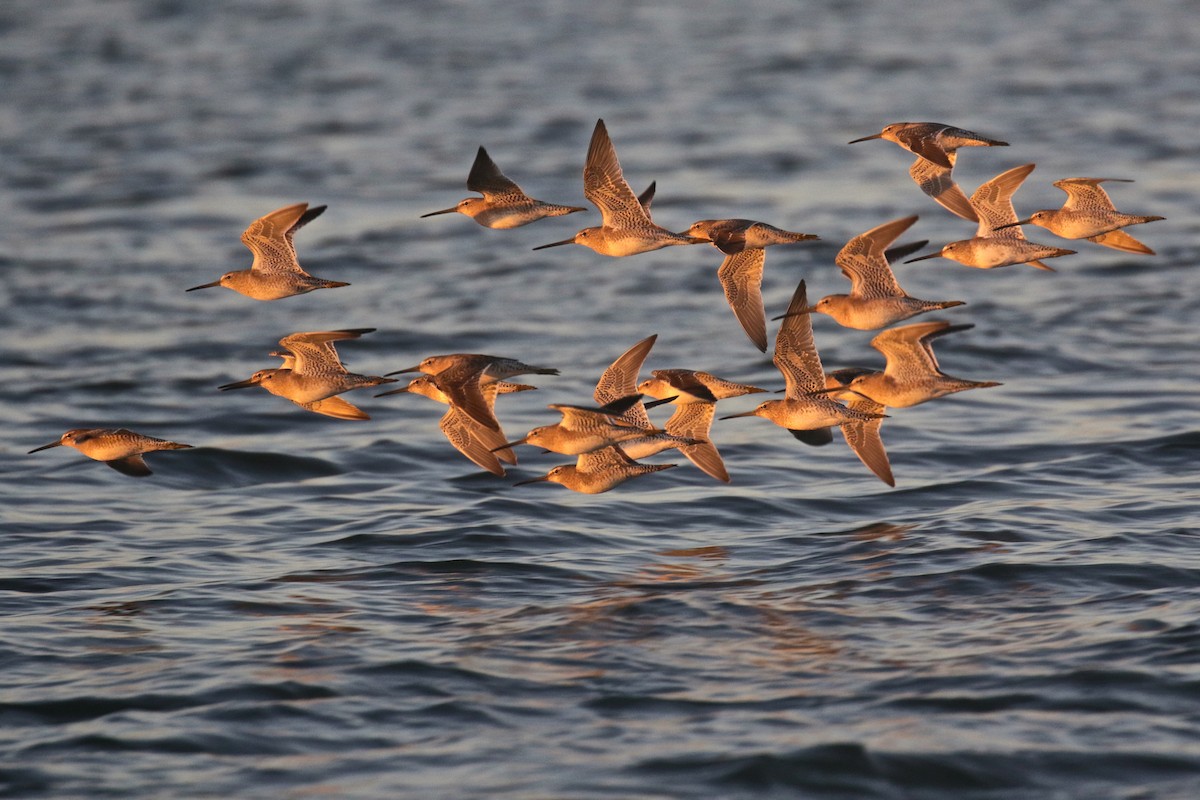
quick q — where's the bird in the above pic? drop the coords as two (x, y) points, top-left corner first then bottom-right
(532, 119), (706, 256)
(637, 367), (767, 483)
(219, 329), (395, 420)
(720, 280), (887, 465)
(837, 321), (1001, 408)
(186, 202), (349, 300)
(682, 219), (820, 255)
(588, 334), (712, 474)
(387, 354), (558, 432)
(501, 395), (668, 456)
(514, 445), (677, 494)
(997, 177), (1164, 250)
(849, 122), (1009, 222)
(905, 164), (1076, 271)
(28, 428), (192, 477)
(806, 215), (966, 330)
(376, 375), (535, 475)
(683, 219), (820, 351)
(419, 145), (586, 228)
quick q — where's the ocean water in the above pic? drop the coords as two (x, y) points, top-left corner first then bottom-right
(2, 1), (1199, 798)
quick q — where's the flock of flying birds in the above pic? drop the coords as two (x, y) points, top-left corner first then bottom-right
(29, 120), (1165, 491)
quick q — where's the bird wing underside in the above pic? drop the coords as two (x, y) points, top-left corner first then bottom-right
(717, 248), (768, 352)
(583, 121), (650, 228)
(971, 164), (1035, 237)
(908, 156), (978, 222)
(773, 281), (825, 396)
(1055, 178), (1123, 212)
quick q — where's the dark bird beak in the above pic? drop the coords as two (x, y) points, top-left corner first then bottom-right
(847, 133), (885, 144)
(218, 378), (258, 391)
(903, 251), (943, 263)
(186, 280), (222, 292)
(27, 440), (63, 454)
(384, 365), (421, 377)
(420, 207), (459, 218)
(532, 237), (576, 251)
(513, 474), (552, 487)
(770, 307), (818, 321)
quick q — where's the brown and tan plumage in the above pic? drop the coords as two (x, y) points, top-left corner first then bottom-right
(532, 120), (706, 256)
(906, 164), (1076, 271)
(809, 215), (965, 330)
(28, 428), (193, 477)
(187, 202), (348, 300)
(420, 146), (586, 228)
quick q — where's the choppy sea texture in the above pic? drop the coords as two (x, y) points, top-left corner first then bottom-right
(2, 1), (1199, 798)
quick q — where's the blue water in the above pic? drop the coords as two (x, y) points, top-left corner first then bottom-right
(2, 1), (1199, 798)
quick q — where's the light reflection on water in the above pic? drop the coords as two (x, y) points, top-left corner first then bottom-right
(2, 0), (1199, 797)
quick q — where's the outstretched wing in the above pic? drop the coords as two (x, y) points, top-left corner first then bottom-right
(466, 146), (528, 202)
(279, 329), (372, 376)
(243, 202), (320, 276)
(717, 248), (768, 352)
(594, 334), (657, 427)
(909, 156), (978, 222)
(583, 119), (650, 228)
(971, 163), (1035, 238)
(1054, 177), (1127, 212)
(773, 280), (825, 397)
(835, 216), (916, 298)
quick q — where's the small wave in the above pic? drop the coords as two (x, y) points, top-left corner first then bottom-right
(163, 447), (342, 489)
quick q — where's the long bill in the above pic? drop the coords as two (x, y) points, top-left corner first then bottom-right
(643, 395), (678, 410)
(770, 307), (819, 321)
(847, 133), (885, 144)
(374, 386), (411, 398)
(513, 474), (552, 487)
(27, 440), (64, 454)
(384, 365), (421, 377)
(992, 219), (1031, 231)
(218, 378), (259, 391)
(718, 410), (760, 420)
(532, 237), (576, 251)
(490, 438), (527, 452)
(420, 207), (459, 218)
(903, 251), (944, 263)
(186, 280), (222, 292)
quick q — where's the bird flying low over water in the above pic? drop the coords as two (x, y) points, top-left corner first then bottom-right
(514, 444), (678, 494)
(219, 329), (395, 420)
(684, 219), (820, 352)
(187, 202), (348, 300)
(806, 215), (966, 330)
(835, 321), (1001, 409)
(996, 177), (1164, 253)
(420, 146), (586, 229)
(28, 428), (192, 477)
(905, 164), (1076, 271)
(500, 394), (670, 457)
(532, 119), (706, 256)
(387, 354), (559, 432)
(849, 122), (1009, 222)
(376, 374), (536, 476)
